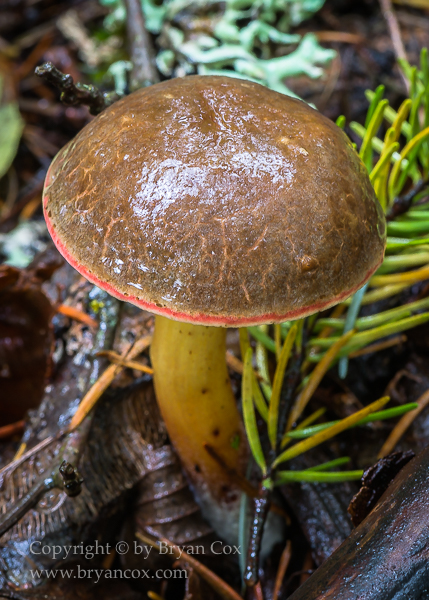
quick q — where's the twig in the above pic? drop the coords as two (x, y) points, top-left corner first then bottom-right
(136, 531), (243, 600)
(124, 0), (159, 91)
(57, 10), (120, 70)
(378, 0), (409, 92)
(96, 350), (153, 374)
(349, 334), (406, 358)
(0, 451), (84, 538)
(14, 32), (53, 81)
(57, 304), (98, 328)
(241, 345), (302, 586)
(147, 592), (164, 600)
(68, 334), (152, 430)
(273, 541), (292, 600)
(315, 31), (365, 45)
(244, 486), (271, 586)
(299, 552), (314, 585)
(0, 435), (59, 480)
(378, 388), (429, 458)
(0, 420), (25, 440)
(35, 62), (121, 115)
(254, 582), (264, 600)
(386, 178), (429, 221)
(0, 171), (45, 225)
(0, 473), (57, 538)
(226, 350), (264, 381)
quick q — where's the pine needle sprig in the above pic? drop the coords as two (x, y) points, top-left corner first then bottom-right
(241, 48), (429, 486)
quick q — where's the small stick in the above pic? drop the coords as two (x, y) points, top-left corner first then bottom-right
(226, 350), (264, 381)
(0, 420), (25, 440)
(254, 581), (264, 600)
(35, 62), (121, 115)
(349, 334), (406, 358)
(147, 592), (163, 600)
(69, 334), (152, 430)
(136, 531), (243, 600)
(273, 540), (292, 600)
(244, 487), (271, 586)
(378, 0), (409, 92)
(0, 457), (83, 538)
(96, 350), (153, 374)
(378, 388), (429, 458)
(0, 435), (59, 480)
(57, 304), (98, 328)
(14, 32), (54, 81)
(0, 473), (57, 538)
(316, 31), (364, 45)
(0, 414), (93, 537)
(124, 0), (159, 91)
(243, 348), (301, 586)
(299, 552), (314, 585)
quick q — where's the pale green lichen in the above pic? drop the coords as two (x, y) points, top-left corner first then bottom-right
(106, 60), (132, 94)
(100, 0), (334, 97)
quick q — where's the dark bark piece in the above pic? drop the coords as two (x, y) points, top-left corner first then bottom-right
(286, 444), (429, 600)
(43, 76), (386, 326)
(348, 450), (415, 527)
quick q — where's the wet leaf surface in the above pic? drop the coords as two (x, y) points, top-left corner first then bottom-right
(0, 252), (61, 424)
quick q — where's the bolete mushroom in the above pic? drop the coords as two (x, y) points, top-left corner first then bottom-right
(43, 75), (386, 539)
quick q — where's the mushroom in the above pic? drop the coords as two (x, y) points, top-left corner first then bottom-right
(42, 75), (386, 540)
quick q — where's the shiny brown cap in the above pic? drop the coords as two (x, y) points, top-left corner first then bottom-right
(43, 75), (386, 326)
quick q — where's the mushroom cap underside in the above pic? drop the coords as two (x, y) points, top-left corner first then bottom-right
(43, 75), (386, 326)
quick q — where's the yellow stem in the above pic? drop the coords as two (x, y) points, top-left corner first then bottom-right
(150, 315), (247, 502)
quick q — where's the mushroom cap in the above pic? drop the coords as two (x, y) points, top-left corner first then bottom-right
(43, 75), (386, 326)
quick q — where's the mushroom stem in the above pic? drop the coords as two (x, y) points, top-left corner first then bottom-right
(150, 316), (247, 514)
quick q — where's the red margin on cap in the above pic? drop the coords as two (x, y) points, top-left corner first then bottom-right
(44, 178), (384, 327)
